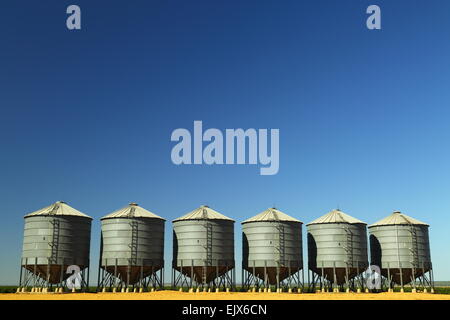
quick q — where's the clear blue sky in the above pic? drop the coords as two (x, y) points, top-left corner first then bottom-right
(1, 0), (450, 284)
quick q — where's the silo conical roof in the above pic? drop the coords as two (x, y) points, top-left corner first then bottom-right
(242, 207), (302, 224)
(173, 205), (234, 222)
(369, 211), (428, 227)
(25, 201), (92, 219)
(306, 209), (365, 225)
(101, 202), (165, 220)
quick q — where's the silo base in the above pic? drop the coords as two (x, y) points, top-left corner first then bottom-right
(377, 267), (434, 293)
(19, 264), (90, 292)
(242, 266), (303, 291)
(97, 265), (164, 292)
(172, 264), (235, 291)
(243, 266), (302, 286)
(380, 268), (431, 286)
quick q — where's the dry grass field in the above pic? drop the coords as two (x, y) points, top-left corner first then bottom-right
(2, 290), (450, 300)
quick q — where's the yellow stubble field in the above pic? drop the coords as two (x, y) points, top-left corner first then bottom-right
(1, 291), (450, 300)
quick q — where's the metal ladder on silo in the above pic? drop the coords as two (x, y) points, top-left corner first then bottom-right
(344, 227), (353, 265)
(129, 220), (138, 266)
(276, 225), (286, 266)
(203, 222), (213, 286)
(343, 227), (354, 290)
(49, 219), (60, 264)
(128, 205), (138, 267)
(409, 224), (419, 280)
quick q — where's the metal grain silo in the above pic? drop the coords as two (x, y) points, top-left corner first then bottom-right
(99, 203), (165, 291)
(369, 211), (433, 291)
(172, 205), (235, 290)
(242, 208), (303, 290)
(307, 209), (368, 291)
(19, 201), (92, 292)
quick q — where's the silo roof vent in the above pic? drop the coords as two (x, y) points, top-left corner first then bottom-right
(24, 201), (92, 219)
(173, 205), (234, 222)
(369, 211), (428, 227)
(242, 208), (302, 224)
(306, 209), (366, 226)
(101, 203), (165, 220)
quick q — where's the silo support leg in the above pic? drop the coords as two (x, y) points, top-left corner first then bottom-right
(430, 267), (435, 293)
(307, 268), (311, 292)
(387, 266), (391, 291)
(301, 268), (304, 292)
(140, 264), (144, 289)
(114, 258), (118, 289)
(356, 264), (360, 290)
(276, 266), (280, 291)
(345, 265), (349, 292)
(23, 258), (29, 291)
(216, 262), (219, 290)
(33, 257), (37, 289)
(161, 266), (164, 289)
(288, 263), (291, 290)
(103, 259), (108, 291)
(420, 263), (425, 291)
(320, 267), (324, 292)
(399, 263), (404, 292)
(46, 259), (50, 289)
(190, 261), (193, 289)
(171, 267), (174, 289)
(59, 260), (64, 290)
(333, 262), (337, 292)
(413, 268), (417, 292)
(86, 267), (90, 292)
(19, 261), (23, 290)
(126, 262), (130, 290)
(253, 261), (256, 289)
(264, 265), (267, 289)
(233, 266), (236, 291)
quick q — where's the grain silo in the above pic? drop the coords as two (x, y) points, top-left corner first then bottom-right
(98, 203), (165, 292)
(172, 205), (235, 290)
(19, 201), (92, 292)
(307, 209), (368, 292)
(242, 208), (303, 291)
(369, 211), (433, 292)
